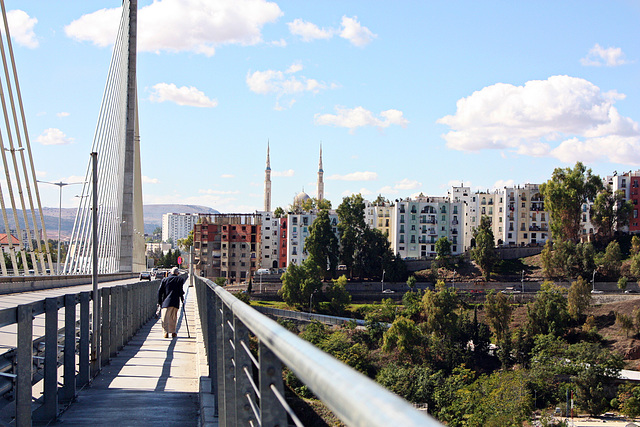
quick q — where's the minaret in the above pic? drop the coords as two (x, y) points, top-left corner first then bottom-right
(264, 142), (271, 212)
(317, 144), (324, 201)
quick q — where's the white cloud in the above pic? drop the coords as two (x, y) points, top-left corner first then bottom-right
(143, 176), (159, 184)
(327, 171), (377, 181)
(341, 188), (373, 197)
(394, 178), (421, 191)
(581, 44), (629, 67)
(65, 0), (282, 56)
(437, 75), (640, 164)
(287, 18), (334, 42)
(149, 83), (217, 107)
(36, 128), (74, 145)
(57, 112), (70, 118)
(491, 179), (515, 190)
(315, 106), (408, 132)
(198, 189), (240, 195)
(339, 16), (376, 47)
(221, 174), (235, 179)
(4, 10), (38, 48)
(273, 169), (295, 177)
(247, 64), (330, 109)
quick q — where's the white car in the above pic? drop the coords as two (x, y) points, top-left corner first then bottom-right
(591, 289), (604, 294)
(382, 289), (395, 294)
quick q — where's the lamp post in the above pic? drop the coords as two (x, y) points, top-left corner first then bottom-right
(381, 269), (385, 292)
(521, 270), (525, 293)
(453, 270), (456, 289)
(592, 269), (597, 292)
(38, 180), (85, 274)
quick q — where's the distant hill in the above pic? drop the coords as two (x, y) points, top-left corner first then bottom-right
(0, 204), (219, 240)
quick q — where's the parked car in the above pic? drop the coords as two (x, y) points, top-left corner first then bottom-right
(382, 289), (395, 294)
(139, 271), (151, 281)
(155, 271), (166, 279)
(591, 289), (604, 294)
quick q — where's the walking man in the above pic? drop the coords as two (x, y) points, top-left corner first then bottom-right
(157, 267), (186, 338)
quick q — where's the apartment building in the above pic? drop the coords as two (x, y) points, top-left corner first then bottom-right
(365, 200), (395, 238)
(162, 213), (202, 247)
(193, 214), (261, 283)
(287, 210), (339, 266)
(390, 196), (463, 259)
(257, 211), (283, 269)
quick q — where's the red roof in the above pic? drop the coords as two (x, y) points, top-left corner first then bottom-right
(0, 234), (20, 245)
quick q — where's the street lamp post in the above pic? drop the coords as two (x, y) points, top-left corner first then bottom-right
(453, 270), (456, 289)
(381, 269), (385, 292)
(38, 180), (85, 274)
(592, 269), (597, 292)
(521, 270), (525, 294)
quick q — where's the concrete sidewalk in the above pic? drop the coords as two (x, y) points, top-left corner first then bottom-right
(49, 288), (200, 426)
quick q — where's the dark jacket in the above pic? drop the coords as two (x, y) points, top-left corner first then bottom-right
(157, 274), (186, 308)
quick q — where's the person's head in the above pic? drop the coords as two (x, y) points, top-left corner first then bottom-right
(170, 267), (179, 276)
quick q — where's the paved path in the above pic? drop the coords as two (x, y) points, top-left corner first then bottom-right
(49, 286), (200, 426)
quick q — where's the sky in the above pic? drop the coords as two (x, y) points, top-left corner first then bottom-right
(4, 0), (640, 213)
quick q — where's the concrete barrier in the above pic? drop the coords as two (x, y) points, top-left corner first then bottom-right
(0, 273), (138, 295)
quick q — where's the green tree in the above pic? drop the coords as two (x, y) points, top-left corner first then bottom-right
(435, 236), (451, 268)
(597, 240), (622, 279)
(382, 316), (424, 362)
(614, 384), (640, 418)
(470, 216), (497, 280)
(632, 235), (640, 256)
(273, 206), (285, 218)
(618, 276), (628, 291)
(485, 290), (513, 345)
(304, 209), (339, 278)
(279, 259), (322, 308)
(568, 276), (592, 321)
(406, 275), (416, 292)
(616, 312), (634, 338)
(317, 198), (332, 210)
(177, 230), (193, 252)
(630, 252), (640, 278)
(422, 280), (459, 338)
(590, 185), (633, 242)
(540, 162), (602, 242)
(526, 281), (570, 337)
(337, 194), (367, 273)
(325, 275), (351, 315)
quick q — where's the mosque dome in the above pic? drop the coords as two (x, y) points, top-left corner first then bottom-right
(293, 191), (311, 205)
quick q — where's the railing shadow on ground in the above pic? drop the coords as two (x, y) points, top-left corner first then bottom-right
(0, 280), (158, 426)
(194, 275), (443, 427)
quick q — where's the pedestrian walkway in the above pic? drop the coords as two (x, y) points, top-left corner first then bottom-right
(49, 287), (200, 426)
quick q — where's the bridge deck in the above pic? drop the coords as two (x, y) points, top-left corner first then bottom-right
(49, 291), (201, 426)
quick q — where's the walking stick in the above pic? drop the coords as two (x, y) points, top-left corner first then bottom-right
(181, 300), (191, 338)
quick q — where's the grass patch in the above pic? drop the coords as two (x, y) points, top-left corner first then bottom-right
(251, 300), (295, 310)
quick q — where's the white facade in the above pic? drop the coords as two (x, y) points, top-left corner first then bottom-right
(287, 210), (339, 266)
(162, 213), (201, 246)
(257, 211), (282, 269)
(391, 196), (463, 259)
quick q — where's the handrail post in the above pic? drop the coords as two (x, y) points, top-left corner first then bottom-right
(259, 342), (287, 427)
(38, 298), (59, 422)
(16, 304), (33, 427)
(101, 287), (111, 366)
(61, 294), (76, 402)
(78, 292), (90, 385)
(206, 284), (218, 398)
(234, 317), (256, 426)
(221, 303), (235, 426)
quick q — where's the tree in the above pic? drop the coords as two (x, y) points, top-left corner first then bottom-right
(372, 194), (389, 206)
(597, 240), (622, 279)
(422, 280), (459, 338)
(337, 194), (368, 274)
(470, 216), (497, 280)
(618, 276), (628, 291)
(177, 230), (193, 252)
(317, 198), (332, 210)
(540, 162), (602, 242)
(278, 259), (322, 308)
(406, 275), (416, 292)
(568, 276), (592, 321)
(435, 237), (451, 268)
(273, 207), (285, 218)
(526, 281), (570, 337)
(591, 186), (633, 242)
(614, 384), (640, 418)
(485, 290), (512, 344)
(382, 316), (424, 362)
(304, 209), (339, 279)
(616, 312), (634, 338)
(325, 275), (351, 315)
(632, 235), (640, 256)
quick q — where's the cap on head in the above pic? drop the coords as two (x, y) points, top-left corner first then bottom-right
(170, 267), (179, 275)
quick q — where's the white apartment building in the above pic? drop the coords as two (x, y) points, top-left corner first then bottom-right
(287, 210), (339, 266)
(365, 200), (395, 238)
(390, 196), (463, 259)
(162, 213), (202, 247)
(256, 211), (282, 269)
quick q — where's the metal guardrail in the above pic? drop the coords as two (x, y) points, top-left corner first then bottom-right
(194, 275), (442, 427)
(0, 280), (158, 426)
(254, 306), (367, 327)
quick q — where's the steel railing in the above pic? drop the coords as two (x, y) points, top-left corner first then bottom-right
(194, 275), (442, 427)
(0, 280), (158, 426)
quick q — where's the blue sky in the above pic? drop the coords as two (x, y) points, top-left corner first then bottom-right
(5, 1), (640, 213)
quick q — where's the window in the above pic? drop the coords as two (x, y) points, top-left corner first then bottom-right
(522, 202), (526, 208)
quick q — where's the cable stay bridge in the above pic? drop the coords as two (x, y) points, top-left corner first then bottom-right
(0, 1), (441, 426)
